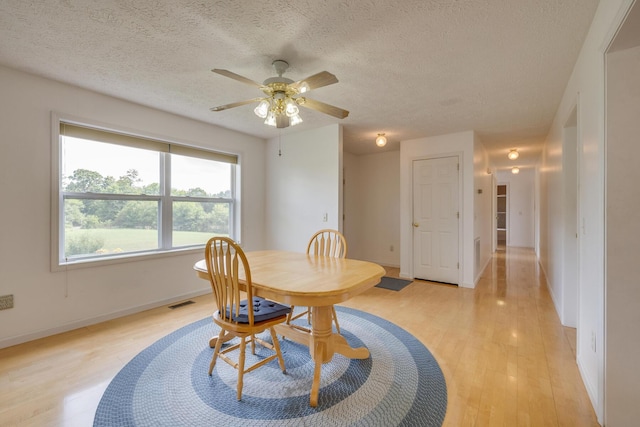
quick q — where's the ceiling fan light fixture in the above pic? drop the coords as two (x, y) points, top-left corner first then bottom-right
(285, 98), (299, 117)
(210, 61), (349, 129)
(290, 113), (303, 126)
(376, 133), (387, 147)
(264, 110), (277, 127)
(254, 99), (270, 119)
(508, 149), (519, 160)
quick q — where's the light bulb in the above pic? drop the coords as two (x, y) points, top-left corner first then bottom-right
(285, 99), (299, 117)
(290, 113), (303, 126)
(511, 167), (520, 174)
(375, 133), (387, 147)
(254, 100), (270, 118)
(299, 82), (310, 93)
(508, 149), (519, 160)
(264, 110), (277, 127)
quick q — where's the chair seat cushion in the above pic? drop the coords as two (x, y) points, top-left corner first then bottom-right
(224, 297), (291, 323)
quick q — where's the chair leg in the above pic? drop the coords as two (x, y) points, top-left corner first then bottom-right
(287, 306), (312, 325)
(237, 337), (246, 401)
(208, 328), (225, 375)
(331, 306), (341, 334)
(269, 327), (287, 374)
(250, 334), (256, 355)
(286, 306), (296, 324)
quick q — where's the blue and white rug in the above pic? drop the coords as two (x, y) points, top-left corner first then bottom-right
(94, 306), (447, 426)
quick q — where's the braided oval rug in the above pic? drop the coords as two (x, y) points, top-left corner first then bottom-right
(94, 306), (447, 426)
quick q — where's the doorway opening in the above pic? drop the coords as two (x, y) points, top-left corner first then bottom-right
(496, 184), (508, 250)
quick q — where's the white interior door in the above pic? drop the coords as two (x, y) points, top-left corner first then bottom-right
(412, 156), (459, 284)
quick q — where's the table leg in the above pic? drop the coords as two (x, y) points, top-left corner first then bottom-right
(310, 352), (323, 407)
(275, 305), (372, 407)
(308, 306), (335, 407)
(333, 334), (370, 359)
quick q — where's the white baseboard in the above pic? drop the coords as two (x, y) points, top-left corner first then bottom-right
(0, 288), (210, 350)
(538, 258), (562, 317)
(577, 356), (601, 423)
(473, 255), (492, 287)
(359, 258), (400, 271)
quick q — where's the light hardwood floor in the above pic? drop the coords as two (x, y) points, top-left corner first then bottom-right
(0, 247), (598, 426)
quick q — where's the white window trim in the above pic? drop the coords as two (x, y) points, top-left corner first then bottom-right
(50, 112), (241, 271)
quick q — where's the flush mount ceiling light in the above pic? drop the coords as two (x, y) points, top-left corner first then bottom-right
(210, 60), (349, 129)
(508, 149), (519, 160)
(375, 133), (387, 147)
(511, 166), (520, 174)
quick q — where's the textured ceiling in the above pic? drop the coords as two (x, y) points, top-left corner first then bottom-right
(0, 0), (599, 170)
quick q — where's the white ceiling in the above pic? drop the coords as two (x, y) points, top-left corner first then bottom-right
(0, 0), (599, 170)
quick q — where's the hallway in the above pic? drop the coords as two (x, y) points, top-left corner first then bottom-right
(0, 248), (598, 426)
(347, 247), (597, 426)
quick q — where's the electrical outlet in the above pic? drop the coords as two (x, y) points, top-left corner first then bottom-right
(0, 294), (14, 310)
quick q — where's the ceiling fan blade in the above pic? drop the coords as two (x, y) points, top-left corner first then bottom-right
(291, 71), (338, 93)
(211, 69), (264, 88)
(298, 97), (349, 119)
(210, 97), (264, 112)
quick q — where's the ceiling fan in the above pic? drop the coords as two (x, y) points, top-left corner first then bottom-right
(210, 60), (349, 129)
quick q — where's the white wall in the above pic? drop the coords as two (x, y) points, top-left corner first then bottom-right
(343, 150), (400, 266)
(343, 152), (363, 257)
(495, 169), (535, 248)
(562, 121), (578, 328)
(264, 124), (342, 252)
(0, 66), (266, 348)
(605, 43), (640, 427)
(540, 109), (579, 330)
(400, 131), (476, 288)
(473, 135), (493, 282)
(538, 0), (634, 421)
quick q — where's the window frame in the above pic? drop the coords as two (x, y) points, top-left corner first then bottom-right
(51, 113), (240, 271)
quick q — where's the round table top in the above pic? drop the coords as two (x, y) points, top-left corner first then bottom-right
(194, 250), (385, 306)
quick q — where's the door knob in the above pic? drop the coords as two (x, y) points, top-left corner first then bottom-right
(412, 222), (419, 228)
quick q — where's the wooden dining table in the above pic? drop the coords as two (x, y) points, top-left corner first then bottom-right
(193, 250), (385, 407)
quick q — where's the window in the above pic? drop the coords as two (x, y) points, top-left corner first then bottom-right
(54, 119), (238, 267)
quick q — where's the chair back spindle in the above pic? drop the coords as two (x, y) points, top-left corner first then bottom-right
(307, 229), (347, 258)
(205, 237), (255, 325)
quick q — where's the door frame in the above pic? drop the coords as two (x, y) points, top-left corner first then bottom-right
(410, 152), (464, 285)
(496, 182), (509, 248)
(562, 100), (580, 329)
(491, 172), (498, 253)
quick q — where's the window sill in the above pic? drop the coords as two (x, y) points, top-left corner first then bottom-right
(52, 246), (204, 272)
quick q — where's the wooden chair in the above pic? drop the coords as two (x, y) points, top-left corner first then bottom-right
(205, 236), (290, 400)
(286, 229), (347, 334)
